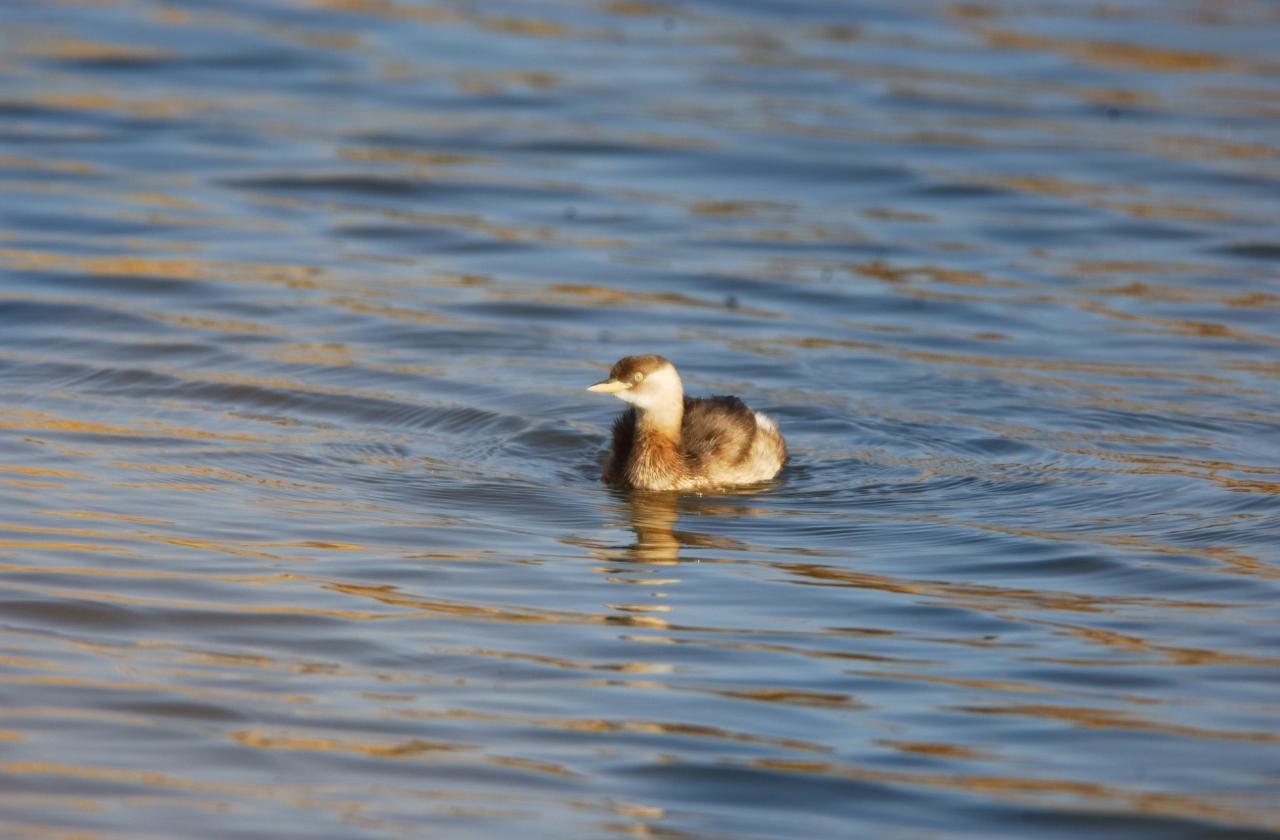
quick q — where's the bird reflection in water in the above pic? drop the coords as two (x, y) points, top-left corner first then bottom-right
(619, 490), (684, 564)
(607, 489), (770, 565)
(598, 490), (779, 625)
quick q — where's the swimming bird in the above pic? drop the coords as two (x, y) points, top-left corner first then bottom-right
(588, 355), (787, 491)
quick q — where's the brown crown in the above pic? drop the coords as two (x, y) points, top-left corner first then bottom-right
(608, 354), (672, 382)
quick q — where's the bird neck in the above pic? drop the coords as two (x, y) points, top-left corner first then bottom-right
(635, 399), (683, 442)
(625, 365), (685, 442)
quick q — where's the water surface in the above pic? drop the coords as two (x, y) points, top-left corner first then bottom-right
(1, 0), (1279, 837)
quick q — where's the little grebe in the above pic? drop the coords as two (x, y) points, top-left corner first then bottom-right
(588, 355), (787, 491)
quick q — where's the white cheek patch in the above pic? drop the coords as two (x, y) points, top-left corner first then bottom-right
(614, 366), (681, 412)
(621, 389), (662, 411)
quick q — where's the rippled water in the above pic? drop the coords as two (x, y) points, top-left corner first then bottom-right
(2, 1), (1279, 837)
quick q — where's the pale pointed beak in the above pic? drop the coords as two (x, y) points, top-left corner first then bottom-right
(587, 379), (629, 393)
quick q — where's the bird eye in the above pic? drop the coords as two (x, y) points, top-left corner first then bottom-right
(632, 372), (644, 383)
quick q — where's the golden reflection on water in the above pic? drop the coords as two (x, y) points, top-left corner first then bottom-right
(0, 248), (334, 290)
(975, 27), (1247, 74)
(953, 703), (1280, 745)
(747, 757), (1279, 832)
(0, 408), (265, 443)
(0, 758), (536, 833)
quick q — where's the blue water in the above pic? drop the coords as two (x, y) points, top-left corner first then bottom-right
(1, 1), (1278, 837)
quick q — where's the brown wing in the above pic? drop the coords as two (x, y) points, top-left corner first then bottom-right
(680, 395), (755, 469)
(602, 407), (636, 484)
